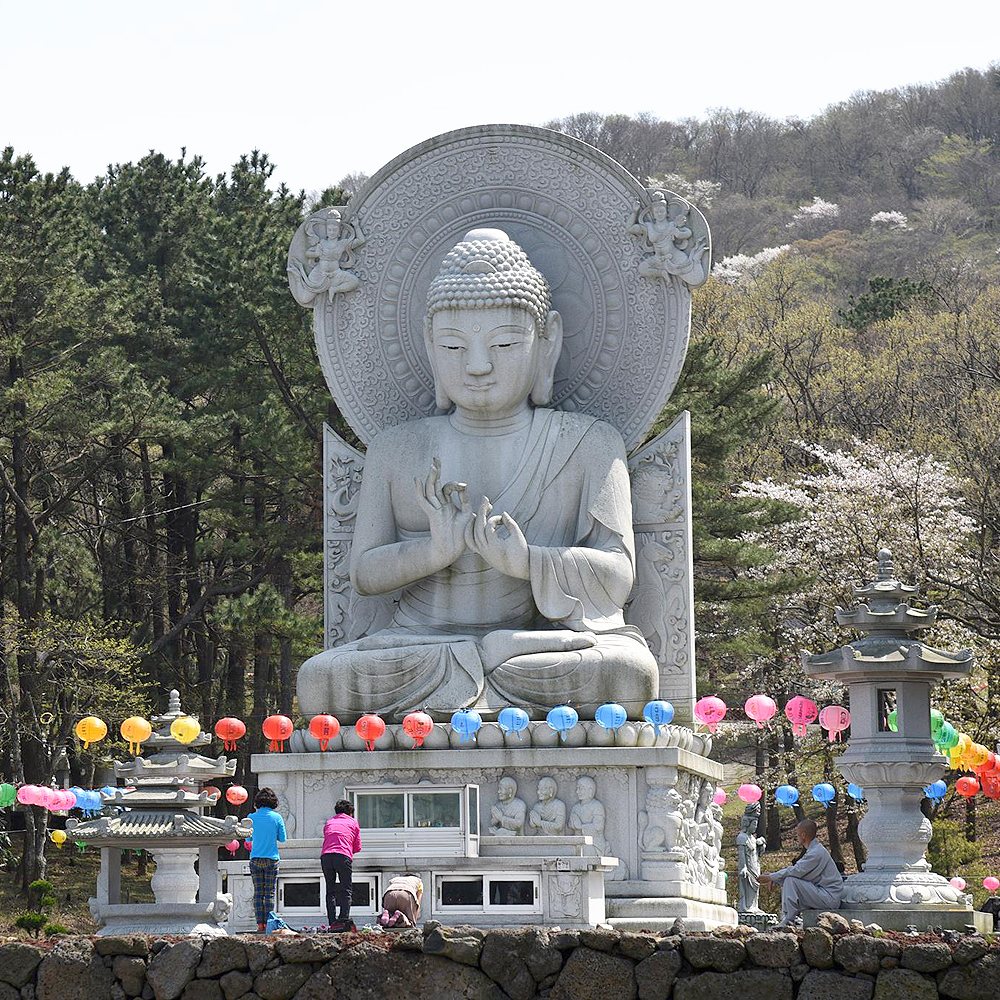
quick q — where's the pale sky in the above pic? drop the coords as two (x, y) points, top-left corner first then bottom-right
(3, 0), (999, 194)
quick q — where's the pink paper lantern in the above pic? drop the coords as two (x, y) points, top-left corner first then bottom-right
(744, 694), (777, 729)
(37, 787), (58, 810)
(738, 783), (763, 804)
(712, 788), (727, 806)
(225, 840), (239, 856)
(950, 876), (966, 890)
(819, 705), (851, 742)
(785, 695), (819, 737)
(984, 876), (1000, 893)
(16, 785), (39, 806)
(694, 696), (728, 734)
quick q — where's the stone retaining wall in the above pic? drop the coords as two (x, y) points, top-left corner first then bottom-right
(1, 916), (997, 1000)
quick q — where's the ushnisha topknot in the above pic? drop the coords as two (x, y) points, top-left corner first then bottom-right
(426, 228), (552, 331)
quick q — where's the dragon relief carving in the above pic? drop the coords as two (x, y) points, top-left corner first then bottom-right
(626, 413), (694, 694)
(324, 425), (395, 649)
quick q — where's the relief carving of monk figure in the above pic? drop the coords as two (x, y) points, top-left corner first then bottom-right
(297, 229), (658, 720)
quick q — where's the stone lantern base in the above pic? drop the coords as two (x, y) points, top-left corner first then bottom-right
(804, 906), (991, 933)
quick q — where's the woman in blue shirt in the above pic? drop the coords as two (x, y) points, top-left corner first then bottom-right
(246, 787), (287, 932)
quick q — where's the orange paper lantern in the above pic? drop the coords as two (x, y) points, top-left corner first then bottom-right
(262, 715), (293, 752)
(120, 716), (152, 755)
(214, 717), (246, 751)
(75, 716), (108, 749)
(308, 714), (340, 751)
(355, 713), (386, 751)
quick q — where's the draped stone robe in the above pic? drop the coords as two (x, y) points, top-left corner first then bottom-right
(297, 408), (658, 720)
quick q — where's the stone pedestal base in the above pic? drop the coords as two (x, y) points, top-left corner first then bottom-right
(606, 896), (737, 932)
(251, 740), (728, 929)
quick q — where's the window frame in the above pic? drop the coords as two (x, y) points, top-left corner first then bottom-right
(276, 872), (381, 918)
(433, 871), (541, 915)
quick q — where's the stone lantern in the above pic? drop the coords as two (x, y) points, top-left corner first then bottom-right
(68, 690), (250, 936)
(803, 549), (977, 928)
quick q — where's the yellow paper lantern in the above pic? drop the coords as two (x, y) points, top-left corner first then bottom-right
(120, 716), (153, 755)
(75, 716), (108, 749)
(50, 829), (67, 847)
(170, 716), (201, 745)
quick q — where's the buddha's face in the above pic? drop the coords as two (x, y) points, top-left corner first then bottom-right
(429, 305), (540, 414)
(576, 778), (595, 803)
(538, 779), (556, 802)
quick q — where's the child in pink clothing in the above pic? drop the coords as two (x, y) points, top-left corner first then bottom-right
(321, 800), (362, 926)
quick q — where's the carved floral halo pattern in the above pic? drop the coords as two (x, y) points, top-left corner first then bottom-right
(290, 125), (710, 449)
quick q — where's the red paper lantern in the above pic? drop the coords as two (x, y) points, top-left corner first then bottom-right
(355, 713), (386, 751)
(402, 711), (434, 747)
(202, 785), (222, 802)
(262, 715), (293, 752)
(214, 717), (246, 751)
(981, 773), (1000, 800)
(956, 776), (980, 798)
(785, 695), (819, 737)
(244, 839), (252, 852)
(226, 785), (248, 805)
(224, 839), (239, 856)
(308, 714), (341, 751)
(976, 751), (998, 776)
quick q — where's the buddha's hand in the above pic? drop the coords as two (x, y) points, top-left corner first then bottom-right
(466, 497), (530, 580)
(414, 459), (471, 567)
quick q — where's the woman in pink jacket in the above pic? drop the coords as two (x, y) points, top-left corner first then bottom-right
(321, 799), (361, 928)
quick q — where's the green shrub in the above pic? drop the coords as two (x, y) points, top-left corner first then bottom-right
(43, 922), (71, 937)
(927, 817), (981, 874)
(28, 879), (54, 911)
(15, 913), (47, 937)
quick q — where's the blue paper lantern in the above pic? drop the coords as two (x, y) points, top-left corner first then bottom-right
(546, 705), (579, 742)
(497, 707), (530, 740)
(642, 699), (675, 735)
(811, 782), (836, 804)
(775, 784), (799, 806)
(595, 703), (627, 734)
(847, 783), (865, 801)
(450, 709), (482, 743)
(924, 780), (947, 800)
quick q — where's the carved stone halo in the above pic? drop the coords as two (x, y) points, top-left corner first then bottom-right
(297, 124), (710, 449)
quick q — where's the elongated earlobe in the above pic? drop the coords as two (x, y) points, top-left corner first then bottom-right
(424, 317), (453, 410)
(531, 310), (563, 406)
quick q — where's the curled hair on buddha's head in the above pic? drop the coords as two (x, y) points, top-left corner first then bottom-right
(427, 228), (552, 329)
(424, 228), (562, 409)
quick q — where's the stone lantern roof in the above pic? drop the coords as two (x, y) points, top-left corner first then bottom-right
(804, 549), (972, 681)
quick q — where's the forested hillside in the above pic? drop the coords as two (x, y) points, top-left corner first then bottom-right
(3, 64), (1000, 881)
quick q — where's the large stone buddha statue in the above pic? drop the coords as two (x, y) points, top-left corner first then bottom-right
(297, 229), (658, 721)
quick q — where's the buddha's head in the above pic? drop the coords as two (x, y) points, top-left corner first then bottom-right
(576, 776), (596, 803)
(424, 229), (563, 413)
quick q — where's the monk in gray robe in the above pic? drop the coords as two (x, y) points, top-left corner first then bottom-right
(297, 229), (657, 721)
(762, 819), (844, 925)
